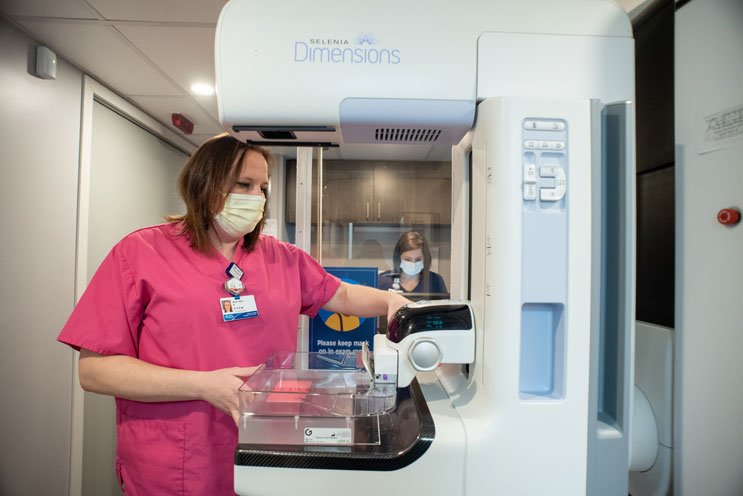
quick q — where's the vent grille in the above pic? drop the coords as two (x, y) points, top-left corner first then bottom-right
(374, 128), (442, 143)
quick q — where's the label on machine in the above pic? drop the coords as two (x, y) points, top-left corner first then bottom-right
(303, 427), (353, 445)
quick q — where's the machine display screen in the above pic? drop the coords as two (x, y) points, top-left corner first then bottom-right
(424, 316), (445, 330)
(414, 313), (467, 332)
(388, 303), (473, 342)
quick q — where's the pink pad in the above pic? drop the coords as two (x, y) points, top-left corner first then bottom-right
(266, 380), (312, 403)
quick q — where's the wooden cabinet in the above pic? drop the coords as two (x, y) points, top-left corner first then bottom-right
(285, 159), (451, 225)
(322, 162), (375, 223)
(371, 161), (452, 224)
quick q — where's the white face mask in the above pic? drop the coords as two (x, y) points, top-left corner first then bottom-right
(215, 193), (266, 237)
(400, 260), (424, 276)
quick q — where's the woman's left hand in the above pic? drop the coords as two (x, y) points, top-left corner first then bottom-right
(386, 291), (411, 323)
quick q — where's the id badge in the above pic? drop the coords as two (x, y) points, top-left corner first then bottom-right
(220, 295), (259, 322)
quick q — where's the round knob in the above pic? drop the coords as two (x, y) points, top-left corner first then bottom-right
(717, 208), (741, 226)
(408, 339), (442, 371)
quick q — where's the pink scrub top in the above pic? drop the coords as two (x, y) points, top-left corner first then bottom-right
(58, 223), (340, 495)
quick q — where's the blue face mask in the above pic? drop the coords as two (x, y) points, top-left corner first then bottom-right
(400, 260), (424, 276)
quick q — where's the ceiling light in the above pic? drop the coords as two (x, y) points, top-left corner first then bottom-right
(190, 83), (214, 96)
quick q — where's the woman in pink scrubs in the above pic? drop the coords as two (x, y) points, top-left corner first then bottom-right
(58, 134), (409, 495)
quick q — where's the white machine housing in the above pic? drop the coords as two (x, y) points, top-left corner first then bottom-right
(216, 0), (632, 146)
(373, 300), (476, 388)
(221, 1), (636, 495)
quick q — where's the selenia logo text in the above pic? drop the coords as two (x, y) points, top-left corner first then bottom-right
(293, 33), (401, 64)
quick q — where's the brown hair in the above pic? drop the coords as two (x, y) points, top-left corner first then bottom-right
(392, 231), (431, 279)
(167, 133), (273, 255)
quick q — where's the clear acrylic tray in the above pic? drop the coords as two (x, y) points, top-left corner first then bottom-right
(238, 352), (396, 446)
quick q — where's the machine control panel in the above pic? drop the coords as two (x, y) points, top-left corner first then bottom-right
(386, 302), (473, 344)
(524, 119), (565, 131)
(521, 118), (568, 204)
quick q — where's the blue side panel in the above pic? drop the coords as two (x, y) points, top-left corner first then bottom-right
(520, 303), (565, 395)
(519, 118), (569, 399)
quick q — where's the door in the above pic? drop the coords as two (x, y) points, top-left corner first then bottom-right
(82, 100), (186, 496)
(675, 0), (743, 494)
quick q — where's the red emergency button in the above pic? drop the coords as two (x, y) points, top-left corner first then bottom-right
(717, 208), (741, 226)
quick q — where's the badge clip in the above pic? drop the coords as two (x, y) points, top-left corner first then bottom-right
(224, 277), (244, 296)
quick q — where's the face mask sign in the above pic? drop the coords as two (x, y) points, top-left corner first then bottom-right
(400, 260), (424, 276)
(215, 194), (266, 237)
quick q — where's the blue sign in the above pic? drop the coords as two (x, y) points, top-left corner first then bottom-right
(310, 267), (378, 365)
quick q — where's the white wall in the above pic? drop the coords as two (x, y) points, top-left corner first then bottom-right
(0, 17), (82, 496)
(675, 0), (743, 494)
(0, 16), (193, 495)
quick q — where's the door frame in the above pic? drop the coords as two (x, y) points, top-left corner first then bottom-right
(69, 75), (194, 496)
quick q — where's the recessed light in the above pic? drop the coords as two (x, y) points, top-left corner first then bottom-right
(190, 83), (214, 96)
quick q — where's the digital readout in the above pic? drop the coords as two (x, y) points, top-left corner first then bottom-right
(424, 316), (445, 330)
(413, 314), (470, 331)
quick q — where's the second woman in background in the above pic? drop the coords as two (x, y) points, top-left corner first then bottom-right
(378, 231), (448, 297)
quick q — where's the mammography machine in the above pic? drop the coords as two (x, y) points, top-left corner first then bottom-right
(216, 1), (636, 494)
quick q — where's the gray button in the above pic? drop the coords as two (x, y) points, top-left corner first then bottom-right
(409, 340), (442, 371)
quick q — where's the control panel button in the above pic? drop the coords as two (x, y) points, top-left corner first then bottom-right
(524, 140), (565, 150)
(718, 208), (741, 226)
(524, 164), (537, 183)
(539, 166), (566, 202)
(524, 183), (537, 200)
(540, 188), (559, 201)
(540, 165), (560, 177)
(523, 120), (565, 131)
(409, 339), (442, 371)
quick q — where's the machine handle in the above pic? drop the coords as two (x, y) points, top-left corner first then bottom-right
(366, 202), (370, 221)
(597, 101), (633, 430)
(377, 202), (381, 221)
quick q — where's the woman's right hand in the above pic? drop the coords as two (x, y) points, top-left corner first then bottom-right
(198, 366), (259, 425)
(77, 349), (259, 425)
